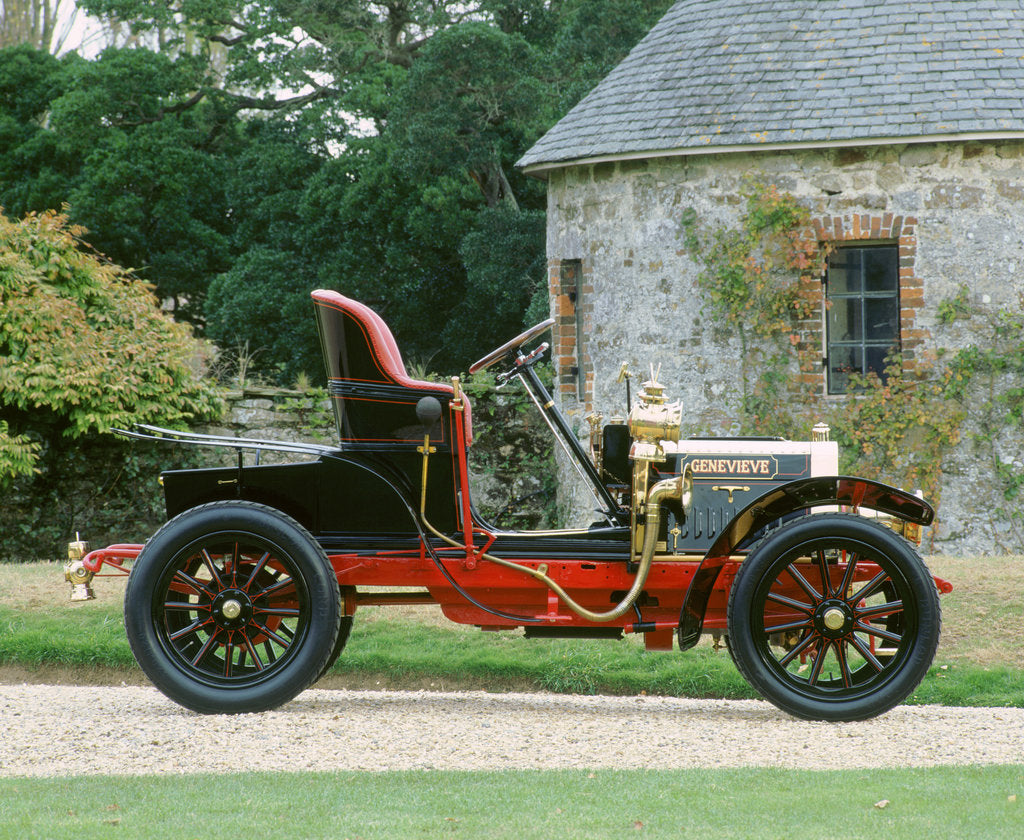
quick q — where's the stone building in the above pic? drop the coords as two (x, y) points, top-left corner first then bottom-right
(518, 0), (1024, 553)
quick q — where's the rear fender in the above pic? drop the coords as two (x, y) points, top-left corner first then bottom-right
(676, 476), (934, 650)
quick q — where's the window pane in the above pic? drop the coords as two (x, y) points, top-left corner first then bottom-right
(863, 247), (898, 293)
(827, 249), (861, 294)
(864, 296), (899, 338)
(864, 345), (891, 379)
(828, 297), (862, 342)
(828, 346), (861, 393)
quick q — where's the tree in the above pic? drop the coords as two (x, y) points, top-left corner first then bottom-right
(0, 0), (81, 53)
(0, 207), (222, 481)
(387, 22), (551, 210)
(0, 2), (677, 383)
(0, 43), (235, 319)
(0, 44), (80, 214)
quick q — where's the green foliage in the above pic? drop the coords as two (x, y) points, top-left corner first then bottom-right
(388, 21), (551, 209)
(462, 368), (558, 529)
(0, 208), (222, 482)
(937, 283), (971, 325)
(681, 182), (825, 438)
(0, 43), (232, 320)
(205, 247), (323, 386)
(2, 3), (672, 384)
(0, 419), (40, 481)
(551, 0), (677, 108)
(0, 45), (79, 214)
(825, 355), (965, 501)
(681, 183), (967, 501)
(681, 183), (823, 340)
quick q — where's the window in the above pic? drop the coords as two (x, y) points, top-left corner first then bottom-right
(825, 245), (900, 394)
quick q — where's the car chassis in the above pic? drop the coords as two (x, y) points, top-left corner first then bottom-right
(68, 291), (950, 721)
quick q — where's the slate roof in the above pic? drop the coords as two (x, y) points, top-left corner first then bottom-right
(519, 0), (1024, 172)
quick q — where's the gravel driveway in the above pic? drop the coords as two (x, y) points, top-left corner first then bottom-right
(3, 683), (1023, 777)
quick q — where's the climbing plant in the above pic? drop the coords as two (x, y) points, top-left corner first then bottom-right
(680, 182), (827, 439)
(681, 181), (971, 505)
(824, 353), (965, 502)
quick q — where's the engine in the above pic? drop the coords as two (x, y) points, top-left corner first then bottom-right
(591, 370), (839, 557)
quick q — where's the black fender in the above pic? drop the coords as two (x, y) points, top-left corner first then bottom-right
(676, 476), (934, 650)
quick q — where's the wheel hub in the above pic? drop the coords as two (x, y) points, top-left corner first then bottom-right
(212, 589), (253, 629)
(822, 607), (845, 630)
(815, 599), (853, 638)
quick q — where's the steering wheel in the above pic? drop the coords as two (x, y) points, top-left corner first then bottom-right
(469, 318), (555, 374)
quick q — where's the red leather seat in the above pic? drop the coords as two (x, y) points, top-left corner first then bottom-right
(312, 290), (473, 446)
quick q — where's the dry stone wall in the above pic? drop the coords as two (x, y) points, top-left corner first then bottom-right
(203, 385), (556, 530)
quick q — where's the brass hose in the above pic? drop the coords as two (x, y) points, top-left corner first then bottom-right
(419, 438), (683, 624)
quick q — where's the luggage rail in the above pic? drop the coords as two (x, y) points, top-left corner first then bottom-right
(114, 424), (339, 461)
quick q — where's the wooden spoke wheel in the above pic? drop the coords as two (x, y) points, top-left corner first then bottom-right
(726, 513), (940, 722)
(125, 502), (341, 714)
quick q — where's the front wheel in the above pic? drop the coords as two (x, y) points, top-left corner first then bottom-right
(727, 513), (940, 722)
(124, 501), (341, 713)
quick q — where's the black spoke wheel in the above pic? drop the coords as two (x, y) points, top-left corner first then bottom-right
(727, 513), (940, 722)
(125, 502), (341, 714)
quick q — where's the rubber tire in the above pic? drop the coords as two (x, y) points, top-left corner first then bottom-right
(124, 501), (341, 714)
(317, 612), (354, 680)
(727, 513), (940, 722)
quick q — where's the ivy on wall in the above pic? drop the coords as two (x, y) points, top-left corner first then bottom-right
(940, 299), (1024, 547)
(680, 183), (825, 439)
(679, 181), (980, 508)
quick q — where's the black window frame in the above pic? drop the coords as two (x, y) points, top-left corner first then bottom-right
(824, 243), (901, 395)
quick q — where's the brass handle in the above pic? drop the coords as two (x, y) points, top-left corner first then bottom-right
(711, 484), (749, 503)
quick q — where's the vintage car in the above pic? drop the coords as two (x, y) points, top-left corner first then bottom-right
(67, 290), (948, 721)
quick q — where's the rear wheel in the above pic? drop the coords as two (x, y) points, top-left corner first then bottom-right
(124, 501), (341, 713)
(727, 513), (940, 722)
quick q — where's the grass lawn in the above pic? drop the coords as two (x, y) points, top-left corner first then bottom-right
(1, 554), (1023, 707)
(2, 767), (1023, 840)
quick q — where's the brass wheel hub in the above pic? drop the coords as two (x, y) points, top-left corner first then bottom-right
(822, 607), (845, 630)
(212, 590), (253, 630)
(815, 600), (853, 638)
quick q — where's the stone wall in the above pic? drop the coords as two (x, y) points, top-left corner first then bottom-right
(197, 387), (333, 465)
(543, 140), (1024, 553)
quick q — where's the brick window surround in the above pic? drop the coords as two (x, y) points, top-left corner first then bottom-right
(550, 258), (594, 410)
(804, 213), (923, 392)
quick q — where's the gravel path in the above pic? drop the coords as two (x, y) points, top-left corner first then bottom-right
(3, 683), (1023, 777)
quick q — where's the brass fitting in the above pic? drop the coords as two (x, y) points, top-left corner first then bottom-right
(64, 536), (95, 601)
(627, 374), (681, 462)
